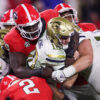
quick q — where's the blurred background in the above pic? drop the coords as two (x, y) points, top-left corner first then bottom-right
(0, 0), (100, 29)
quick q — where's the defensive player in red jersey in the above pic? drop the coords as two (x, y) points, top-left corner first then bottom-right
(0, 75), (71, 100)
(4, 3), (59, 78)
(0, 75), (53, 100)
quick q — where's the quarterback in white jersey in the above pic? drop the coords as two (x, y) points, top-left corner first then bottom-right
(27, 31), (66, 71)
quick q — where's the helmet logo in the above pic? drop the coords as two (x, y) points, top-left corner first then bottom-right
(5, 43), (10, 51)
(13, 12), (18, 20)
(52, 22), (60, 31)
(24, 41), (30, 47)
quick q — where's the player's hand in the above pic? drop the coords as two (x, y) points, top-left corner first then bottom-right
(52, 70), (66, 83)
(42, 66), (53, 78)
(73, 50), (79, 60)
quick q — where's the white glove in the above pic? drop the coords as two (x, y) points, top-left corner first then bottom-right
(52, 70), (66, 83)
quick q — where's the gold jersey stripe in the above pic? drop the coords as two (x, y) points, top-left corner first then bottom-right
(48, 54), (65, 58)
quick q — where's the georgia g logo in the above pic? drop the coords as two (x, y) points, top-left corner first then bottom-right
(13, 12), (18, 20)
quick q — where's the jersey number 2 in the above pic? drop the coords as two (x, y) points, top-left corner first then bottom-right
(19, 79), (40, 94)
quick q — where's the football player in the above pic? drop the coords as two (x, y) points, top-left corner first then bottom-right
(4, 3), (59, 78)
(0, 75), (53, 100)
(0, 9), (16, 80)
(54, 3), (100, 40)
(54, 3), (100, 100)
(50, 17), (100, 96)
(0, 74), (71, 100)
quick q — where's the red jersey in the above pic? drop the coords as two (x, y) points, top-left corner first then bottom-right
(4, 9), (58, 56)
(0, 75), (53, 100)
(78, 23), (97, 32)
(40, 9), (59, 27)
(4, 27), (36, 56)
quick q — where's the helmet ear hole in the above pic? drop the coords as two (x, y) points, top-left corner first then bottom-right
(51, 40), (53, 43)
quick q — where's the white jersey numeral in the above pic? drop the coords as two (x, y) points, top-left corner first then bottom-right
(19, 79), (40, 94)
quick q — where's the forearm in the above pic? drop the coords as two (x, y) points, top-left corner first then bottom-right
(63, 55), (93, 79)
(63, 40), (93, 78)
(52, 86), (70, 100)
(73, 55), (93, 73)
(12, 66), (52, 79)
(63, 74), (78, 88)
(50, 85), (65, 100)
(65, 57), (75, 66)
(9, 52), (52, 78)
(12, 66), (41, 78)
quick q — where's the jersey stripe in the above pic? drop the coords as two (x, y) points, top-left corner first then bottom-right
(46, 58), (65, 63)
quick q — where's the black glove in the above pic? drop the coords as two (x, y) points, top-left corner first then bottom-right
(65, 30), (79, 58)
(64, 33), (75, 58)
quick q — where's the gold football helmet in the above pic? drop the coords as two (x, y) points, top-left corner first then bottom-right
(47, 17), (80, 48)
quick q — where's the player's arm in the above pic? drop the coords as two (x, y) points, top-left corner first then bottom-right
(9, 52), (52, 78)
(50, 85), (70, 100)
(72, 39), (93, 72)
(62, 74), (78, 88)
(52, 39), (93, 82)
(64, 39), (93, 74)
(64, 39), (93, 76)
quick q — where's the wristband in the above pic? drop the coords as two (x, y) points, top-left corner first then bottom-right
(62, 65), (76, 78)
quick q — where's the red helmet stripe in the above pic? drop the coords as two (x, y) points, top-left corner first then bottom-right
(21, 4), (32, 22)
(60, 3), (65, 9)
(10, 9), (14, 18)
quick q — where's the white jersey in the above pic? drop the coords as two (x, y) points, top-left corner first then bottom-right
(79, 31), (100, 94)
(79, 31), (100, 62)
(27, 31), (66, 70)
(93, 30), (100, 40)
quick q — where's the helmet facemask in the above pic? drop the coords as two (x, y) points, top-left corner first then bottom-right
(58, 35), (71, 49)
(17, 18), (42, 41)
(59, 9), (77, 24)
(13, 3), (42, 41)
